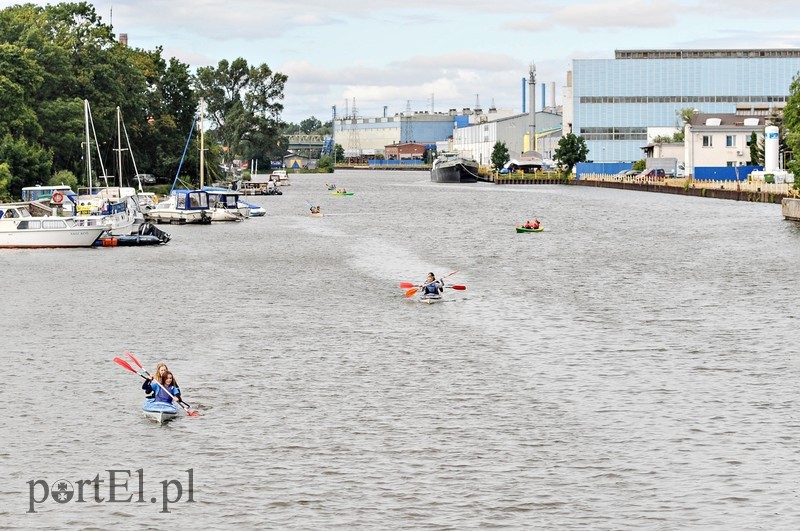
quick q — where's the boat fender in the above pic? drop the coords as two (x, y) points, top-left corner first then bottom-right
(102, 238), (118, 247)
(52, 191), (64, 204)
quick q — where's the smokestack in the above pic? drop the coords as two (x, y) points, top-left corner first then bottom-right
(521, 78), (526, 113)
(550, 82), (556, 108)
(540, 83), (545, 113)
(528, 62), (536, 150)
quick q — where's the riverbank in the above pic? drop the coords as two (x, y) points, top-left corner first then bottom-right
(478, 172), (795, 205)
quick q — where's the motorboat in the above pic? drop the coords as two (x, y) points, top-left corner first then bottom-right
(0, 203), (106, 248)
(144, 190), (212, 224)
(203, 188), (249, 221)
(240, 200), (266, 217)
(271, 170), (290, 186)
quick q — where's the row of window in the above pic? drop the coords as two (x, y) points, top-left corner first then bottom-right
(580, 96), (788, 104)
(16, 220), (68, 229)
(615, 50), (800, 59)
(582, 133), (648, 141)
(701, 135), (754, 148)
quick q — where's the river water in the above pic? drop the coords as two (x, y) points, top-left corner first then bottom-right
(2, 170), (799, 529)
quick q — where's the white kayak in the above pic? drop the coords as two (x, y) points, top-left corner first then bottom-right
(418, 293), (444, 304)
(143, 399), (178, 424)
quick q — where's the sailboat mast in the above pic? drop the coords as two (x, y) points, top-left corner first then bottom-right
(84, 99), (92, 193)
(116, 106), (123, 187)
(199, 98), (205, 189)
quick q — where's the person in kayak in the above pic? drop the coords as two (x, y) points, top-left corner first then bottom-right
(142, 362), (169, 398)
(142, 370), (181, 404)
(420, 272), (444, 296)
(533, 218), (541, 229)
(523, 220), (533, 229)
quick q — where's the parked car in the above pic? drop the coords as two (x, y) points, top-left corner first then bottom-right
(135, 173), (157, 184)
(637, 168), (666, 180)
(615, 169), (639, 180)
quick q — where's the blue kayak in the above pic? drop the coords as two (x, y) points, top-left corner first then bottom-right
(142, 399), (178, 423)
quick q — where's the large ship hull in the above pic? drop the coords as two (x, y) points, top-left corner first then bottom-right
(430, 159), (479, 183)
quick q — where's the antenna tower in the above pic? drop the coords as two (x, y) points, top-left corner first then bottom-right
(347, 97), (361, 163)
(402, 100), (414, 143)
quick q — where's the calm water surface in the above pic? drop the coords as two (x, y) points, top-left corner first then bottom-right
(2, 170), (799, 529)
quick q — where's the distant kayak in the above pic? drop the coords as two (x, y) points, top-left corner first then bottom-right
(516, 226), (544, 233)
(310, 212), (324, 217)
(332, 192), (354, 196)
(143, 399), (178, 424)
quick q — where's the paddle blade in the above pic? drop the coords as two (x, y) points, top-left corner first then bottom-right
(399, 282), (415, 289)
(449, 285), (467, 290)
(186, 409), (200, 417)
(125, 351), (143, 369)
(405, 287), (419, 298)
(113, 357), (137, 374)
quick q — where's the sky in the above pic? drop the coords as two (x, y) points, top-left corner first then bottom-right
(4, 0), (800, 124)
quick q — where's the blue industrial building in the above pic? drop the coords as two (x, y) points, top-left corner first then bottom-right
(567, 49), (800, 162)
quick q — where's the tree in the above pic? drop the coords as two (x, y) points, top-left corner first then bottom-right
(491, 141), (509, 170)
(785, 72), (800, 186)
(194, 57), (288, 176)
(553, 133), (588, 175)
(333, 143), (344, 163)
(317, 155), (334, 173)
(300, 116), (322, 134)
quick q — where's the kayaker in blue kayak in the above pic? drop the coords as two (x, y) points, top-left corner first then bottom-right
(421, 272), (444, 295)
(142, 371), (180, 404)
(142, 362), (168, 398)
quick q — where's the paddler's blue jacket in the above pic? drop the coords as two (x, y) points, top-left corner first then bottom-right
(142, 379), (180, 403)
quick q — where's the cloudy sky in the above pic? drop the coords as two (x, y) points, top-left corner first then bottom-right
(4, 0), (800, 124)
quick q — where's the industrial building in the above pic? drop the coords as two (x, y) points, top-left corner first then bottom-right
(565, 49), (800, 163)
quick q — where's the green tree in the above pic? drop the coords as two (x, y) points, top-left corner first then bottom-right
(0, 162), (12, 201)
(300, 116), (322, 134)
(194, 58), (287, 175)
(785, 73), (800, 187)
(632, 159), (646, 171)
(491, 141), (509, 170)
(317, 155), (334, 173)
(48, 169), (78, 190)
(333, 143), (344, 163)
(553, 133), (589, 175)
(0, 133), (53, 198)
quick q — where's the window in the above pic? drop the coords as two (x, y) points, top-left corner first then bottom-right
(726, 135), (736, 147)
(42, 220), (66, 229)
(702, 135), (713, 147)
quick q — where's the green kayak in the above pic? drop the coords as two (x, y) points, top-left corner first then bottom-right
(332, 192), (354, 196)
(516, 226), (544, 233)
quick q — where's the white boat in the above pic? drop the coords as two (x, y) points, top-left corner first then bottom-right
(203, 188), (249, 221)
(271, 170), (290, 186)
(0, 203), (106, 248)
(144, 190), (212, 224)
(72, 187), (141, 235)
(240, 200), (265, 216)
(142, 399), (178, 424)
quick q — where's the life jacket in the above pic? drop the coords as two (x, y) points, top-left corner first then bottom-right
(423, 281), (440, 294)
(533, 221), (540, 229)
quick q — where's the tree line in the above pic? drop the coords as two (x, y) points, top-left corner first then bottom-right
(0, 1), (296, 201)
